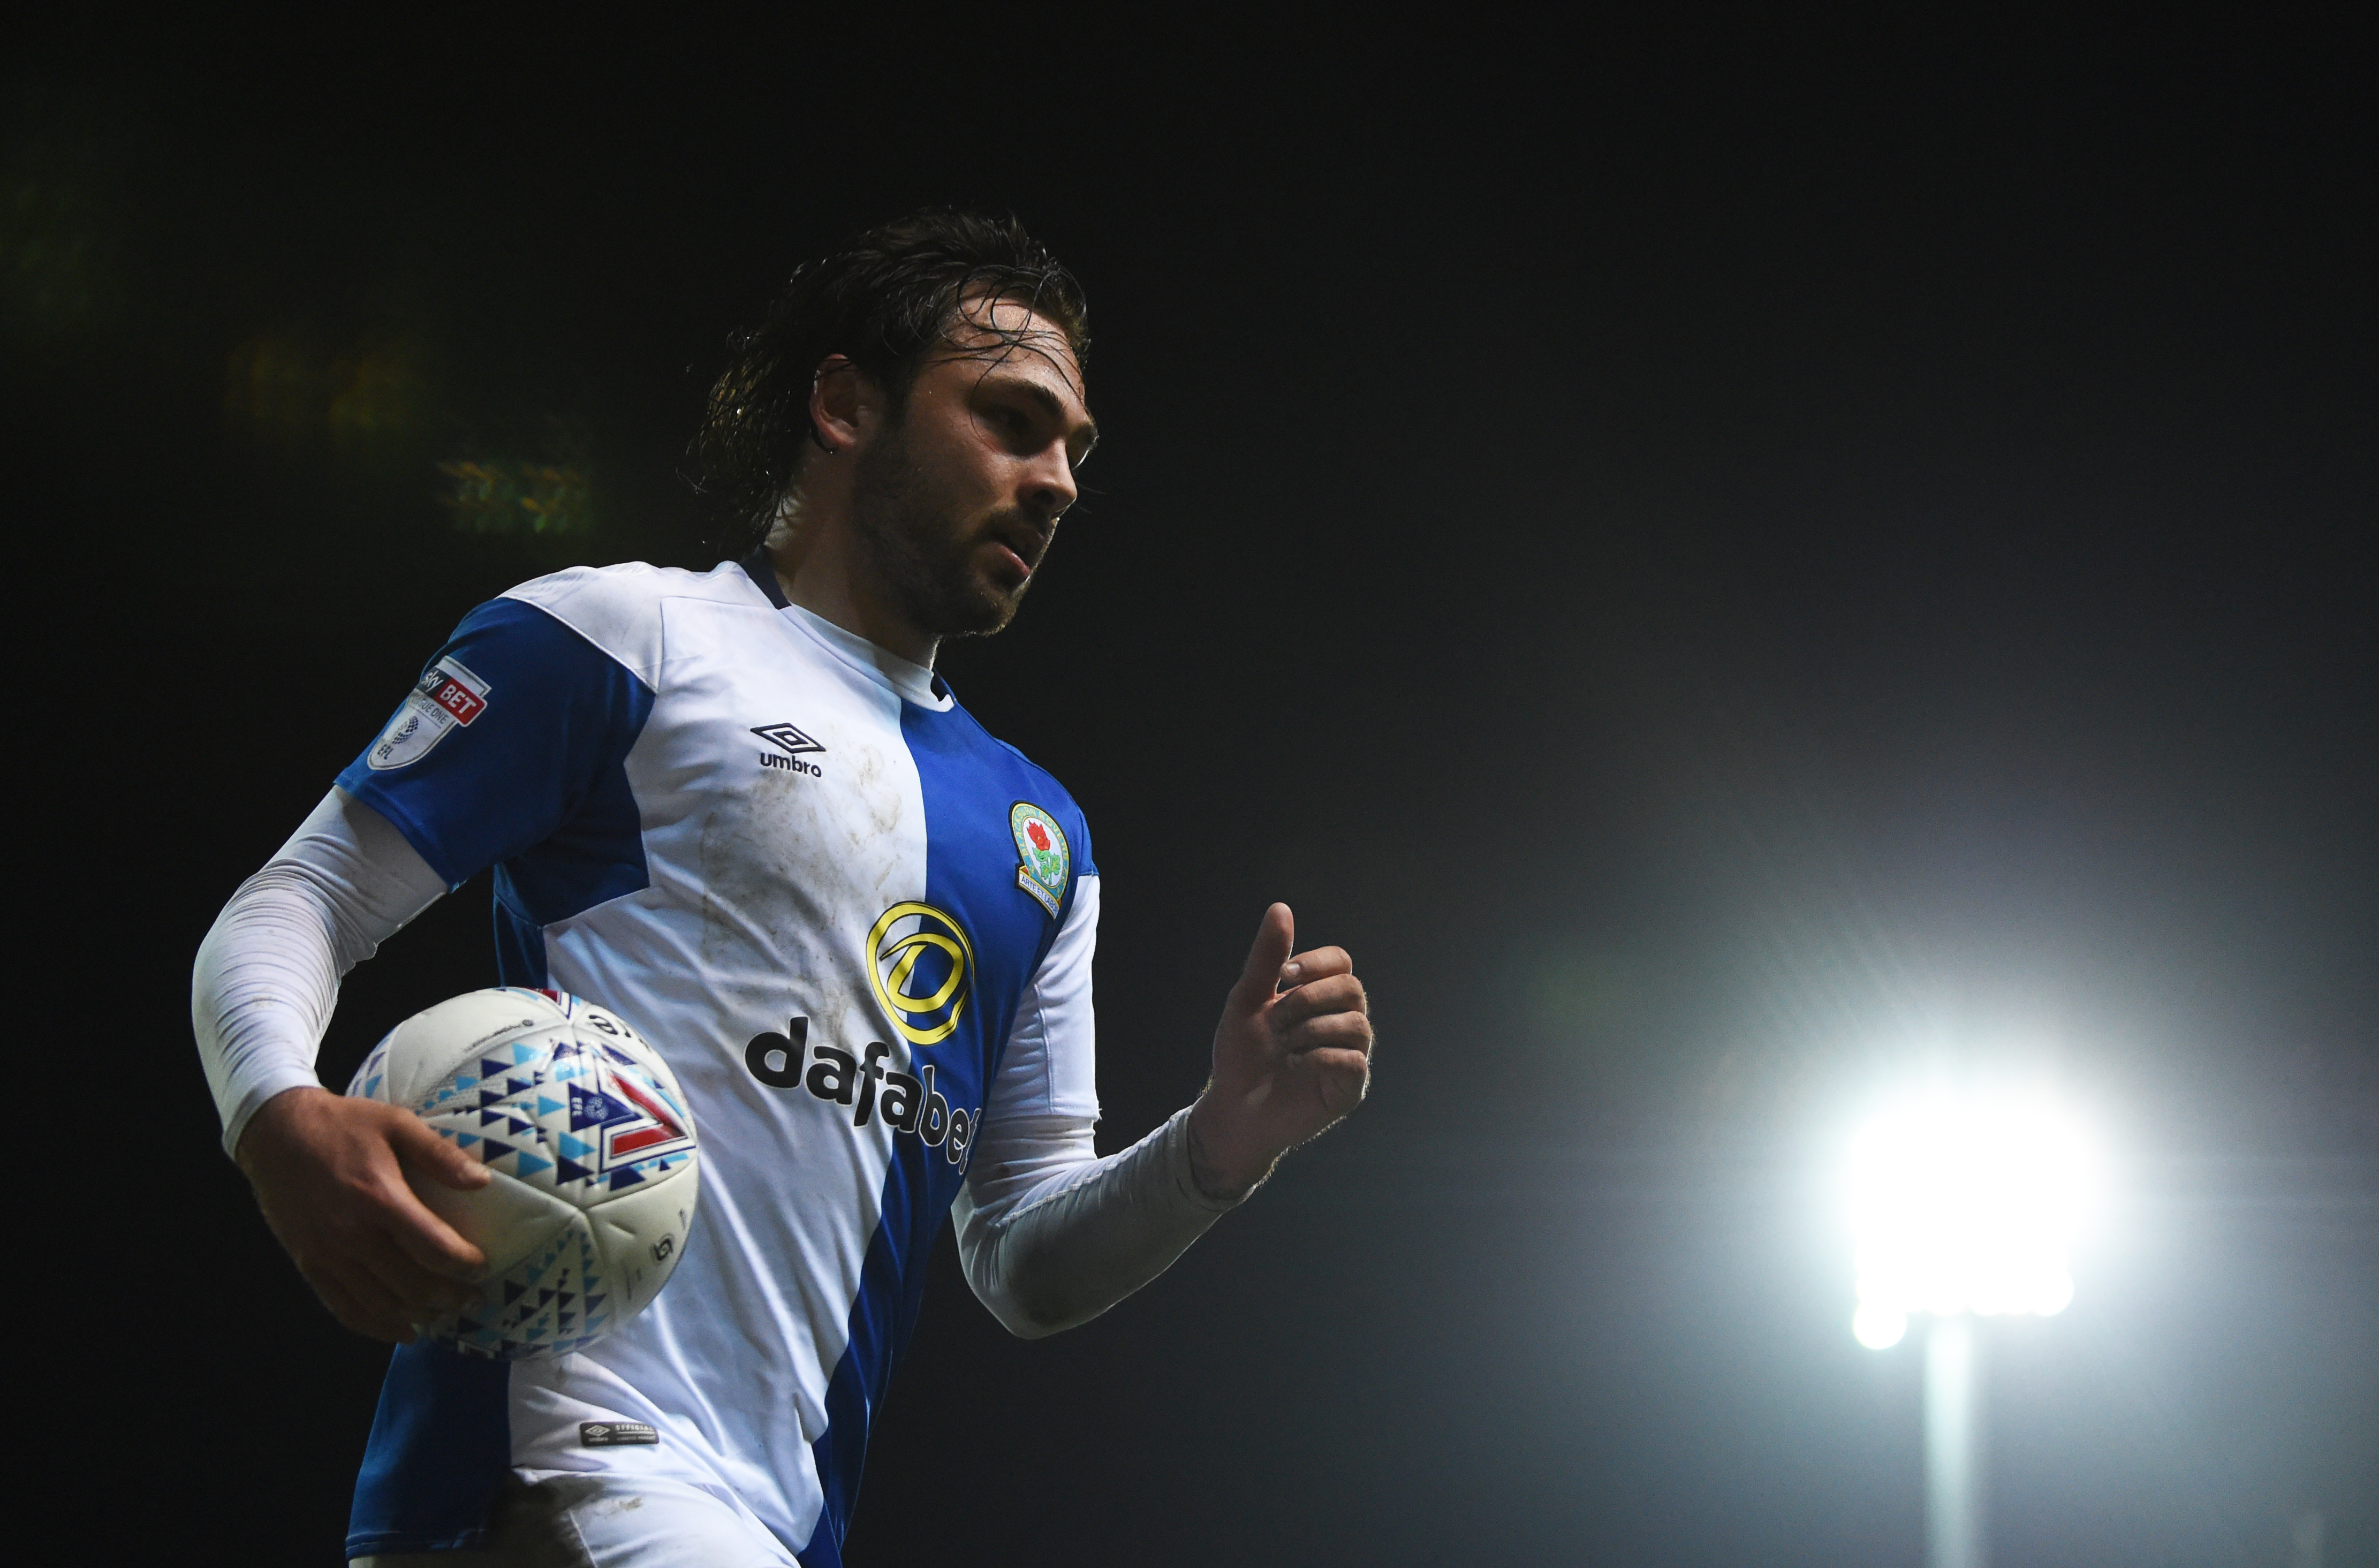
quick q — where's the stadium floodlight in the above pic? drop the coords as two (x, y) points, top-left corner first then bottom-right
(1851, 1090), (2089, 1341)
(1847, 1089), (2096, 1568)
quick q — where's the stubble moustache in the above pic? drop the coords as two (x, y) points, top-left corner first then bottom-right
(848, 418), (1037, 640)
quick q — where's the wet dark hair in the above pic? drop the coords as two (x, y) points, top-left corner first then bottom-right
(691, 209), (1090, 552)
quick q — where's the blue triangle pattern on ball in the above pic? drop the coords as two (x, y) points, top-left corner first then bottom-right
(398, 999), (692, 1360)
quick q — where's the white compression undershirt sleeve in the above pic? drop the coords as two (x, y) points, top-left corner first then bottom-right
(191, 787), (448, 1157)
(954, 875), (1248, 1339)
(954, 1107), (1241, 1339)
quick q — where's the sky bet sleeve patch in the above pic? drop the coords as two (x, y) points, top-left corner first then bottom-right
(366, 656), (491, 770)
(335, 595), (656, 891)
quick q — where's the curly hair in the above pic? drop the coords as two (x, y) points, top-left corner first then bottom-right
(690, 210), (1090, 552)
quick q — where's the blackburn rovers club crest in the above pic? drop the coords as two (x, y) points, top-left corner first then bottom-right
(1009, 802), (1070, 919)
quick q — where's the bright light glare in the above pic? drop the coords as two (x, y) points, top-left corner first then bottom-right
(1852, 1302), (1908, 1349)
(1850, 1090), (2093, 1345)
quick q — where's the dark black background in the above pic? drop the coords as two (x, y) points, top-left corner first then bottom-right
(7, 14), (2373, 1566)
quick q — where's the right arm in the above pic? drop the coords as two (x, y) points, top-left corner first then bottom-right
(192, 787), (491, 1340)
(194, 585), (657, 1342)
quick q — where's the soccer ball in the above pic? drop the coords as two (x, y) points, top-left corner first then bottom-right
(347, 987), (700, 1359)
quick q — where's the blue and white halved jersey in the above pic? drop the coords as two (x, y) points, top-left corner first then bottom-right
(332, 558), (1101, 1563)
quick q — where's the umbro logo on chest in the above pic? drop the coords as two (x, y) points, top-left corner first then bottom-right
(752, 722), (825, 778)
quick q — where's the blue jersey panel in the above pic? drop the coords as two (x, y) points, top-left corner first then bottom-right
(991, 738), (1097, 881)
(494, 898), (550, 989)
(337, 597), (654, 909)
(346, 1345), (512, 1557)
(798, 696), (1089, 1566)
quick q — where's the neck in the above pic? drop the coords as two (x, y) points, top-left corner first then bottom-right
(763, 512), (937, 669)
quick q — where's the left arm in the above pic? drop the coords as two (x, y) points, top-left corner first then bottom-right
(956, 895), (1372, 1337)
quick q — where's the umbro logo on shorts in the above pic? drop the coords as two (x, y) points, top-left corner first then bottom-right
(579, 1421), (659, 1447)
(752, 721), (825, 777)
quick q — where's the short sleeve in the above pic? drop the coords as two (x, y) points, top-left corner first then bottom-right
(984, 873), (1102, 1124)
(335, 597), (655, 891)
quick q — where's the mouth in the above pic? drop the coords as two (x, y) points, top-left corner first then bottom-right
(979, 522), (1049, 589)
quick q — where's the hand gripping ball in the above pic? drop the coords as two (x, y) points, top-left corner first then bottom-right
(347, 987), (701, 1359)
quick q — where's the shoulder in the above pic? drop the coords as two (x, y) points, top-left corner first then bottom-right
(992, 737), (1086, 828)
(943, 710), (1099, 881)
(498, 560), (767, 683)
(927, 701), (1085, 811)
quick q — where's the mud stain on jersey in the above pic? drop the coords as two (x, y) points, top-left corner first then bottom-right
(691, 731), (907, 1057)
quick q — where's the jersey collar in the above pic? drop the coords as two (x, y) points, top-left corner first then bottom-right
(736, 552), (952, 710)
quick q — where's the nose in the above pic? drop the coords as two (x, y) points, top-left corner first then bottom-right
(1021, 442), (1077, 522)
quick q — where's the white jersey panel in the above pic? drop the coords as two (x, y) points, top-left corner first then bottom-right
(503, 573), (926, 1546)
(980, 873), (1102, 1126)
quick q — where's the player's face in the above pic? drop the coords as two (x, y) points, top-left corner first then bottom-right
(848, 297), (1096, 639)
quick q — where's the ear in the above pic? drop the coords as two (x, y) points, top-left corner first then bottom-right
(809, 355), (880, 457)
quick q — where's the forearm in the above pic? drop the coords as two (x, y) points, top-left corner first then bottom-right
(191, 789), (445, 1156)
(194, 866), (352, 1154)
(956, 1106), (1245, 1339)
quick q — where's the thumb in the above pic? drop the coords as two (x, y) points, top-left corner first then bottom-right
(390, 1108), (491, 1191)
(1226, 903), (1296, 1016)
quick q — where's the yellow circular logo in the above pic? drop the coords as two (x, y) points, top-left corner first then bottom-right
(866, 902), (975, 1044)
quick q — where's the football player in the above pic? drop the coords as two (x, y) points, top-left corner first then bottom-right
(192, 211), (1373, 1567)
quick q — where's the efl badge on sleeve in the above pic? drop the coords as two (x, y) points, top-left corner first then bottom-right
(367, 656), (491, 770)
(1009, 802), (1070, 919)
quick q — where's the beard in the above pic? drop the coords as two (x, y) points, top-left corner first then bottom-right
(847, 419), (1038, 641)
